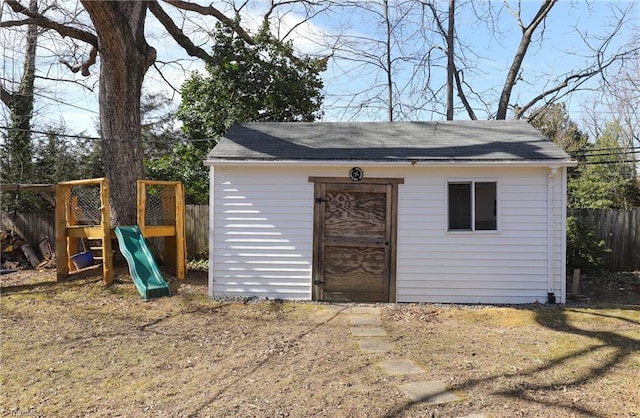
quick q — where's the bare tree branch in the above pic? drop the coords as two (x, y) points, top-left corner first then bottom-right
(0, 85), (14, 108)
(453, 69), (476, 120)
(264, 0), (311, 22)
(3, 0), (97, 47)
(3, 0), (99, 76)
(278, 4), (328, 42)
(161, 0), (254, 44)
(423, 0), (479, 120)
(496, 0), (555, 119)
(1, 19), (31, 28)
(34, 75), (95, 92)
(152, 62), (182, 95)
(519, 41), (640, 120)
(147, 1), (214, 64)
(60, 45), (97, 76)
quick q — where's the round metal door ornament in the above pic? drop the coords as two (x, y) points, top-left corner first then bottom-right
(349, 167), (364, 182)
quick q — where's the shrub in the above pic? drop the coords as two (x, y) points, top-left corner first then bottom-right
(566, 216), (609, 273)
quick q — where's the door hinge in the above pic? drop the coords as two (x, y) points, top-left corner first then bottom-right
(313, 280), (324, 285)
(315, 197), (327, 203)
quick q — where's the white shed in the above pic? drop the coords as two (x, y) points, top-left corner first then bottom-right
(205, 121), (576, 304)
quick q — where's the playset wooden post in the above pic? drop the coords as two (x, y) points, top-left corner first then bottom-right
(136, 180), (186, 279)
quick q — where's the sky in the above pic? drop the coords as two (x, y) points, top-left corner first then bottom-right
(1, 0), (637, 139)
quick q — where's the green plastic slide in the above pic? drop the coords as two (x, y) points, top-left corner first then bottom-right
(114, 225), (170, 300)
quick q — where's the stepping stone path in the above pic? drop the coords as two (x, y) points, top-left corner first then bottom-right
(398, 380), (466, 405)
(357, 339), (394, 353)
(347, 305), (469, 409)
(377, 359), (425, 375)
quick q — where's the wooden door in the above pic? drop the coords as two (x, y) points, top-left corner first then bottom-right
(312, 179), (400, 302)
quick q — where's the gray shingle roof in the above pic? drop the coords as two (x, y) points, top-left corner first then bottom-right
(208, 121), (573, 162)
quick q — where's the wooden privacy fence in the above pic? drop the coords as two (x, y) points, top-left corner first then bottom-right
(1, 210), (56, 253)
(2, 206), (638, 271)
(184, 204), (209, 259)
(568, 208), (640, 272)
(0, 205), (209, 263)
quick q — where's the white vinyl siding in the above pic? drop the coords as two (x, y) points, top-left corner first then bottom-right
(210, 166), (314, 299)
(396, 166), (563, 304)
(209, 164), (567, 304)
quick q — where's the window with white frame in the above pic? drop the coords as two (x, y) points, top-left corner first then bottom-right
(448, 181), (497, 231)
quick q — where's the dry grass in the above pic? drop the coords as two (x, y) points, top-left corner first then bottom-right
(384, 303), (640, 417)
(1, 268), (639, 417)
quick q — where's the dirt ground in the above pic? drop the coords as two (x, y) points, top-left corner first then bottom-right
(1, 266), (639, 417)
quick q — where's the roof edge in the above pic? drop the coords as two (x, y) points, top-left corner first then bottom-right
(204, 158), (577, 168)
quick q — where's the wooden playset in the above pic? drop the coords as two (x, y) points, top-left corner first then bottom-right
(55, 178), (185, 287)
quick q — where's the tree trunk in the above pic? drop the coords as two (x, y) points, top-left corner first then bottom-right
(81, 1), (156, 225)
(1, 0), (38, 186)
(496, 0), (555, 120)
(384, 0), (393, 122)
(446, 0), (454, 120)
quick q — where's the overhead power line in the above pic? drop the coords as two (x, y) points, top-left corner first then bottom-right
(580, 159), (639, 165)
(0, 126), (216, 145)
(571, 149), (640, 159)
(574, 145), (640, 153)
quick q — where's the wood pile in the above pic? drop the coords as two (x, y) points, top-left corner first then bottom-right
(1, 230), (55, 272)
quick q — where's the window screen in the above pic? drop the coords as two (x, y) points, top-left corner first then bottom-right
(474, 182), (497, 230)
(448, 181), (497, 231)
(448, 183), (471, 230)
